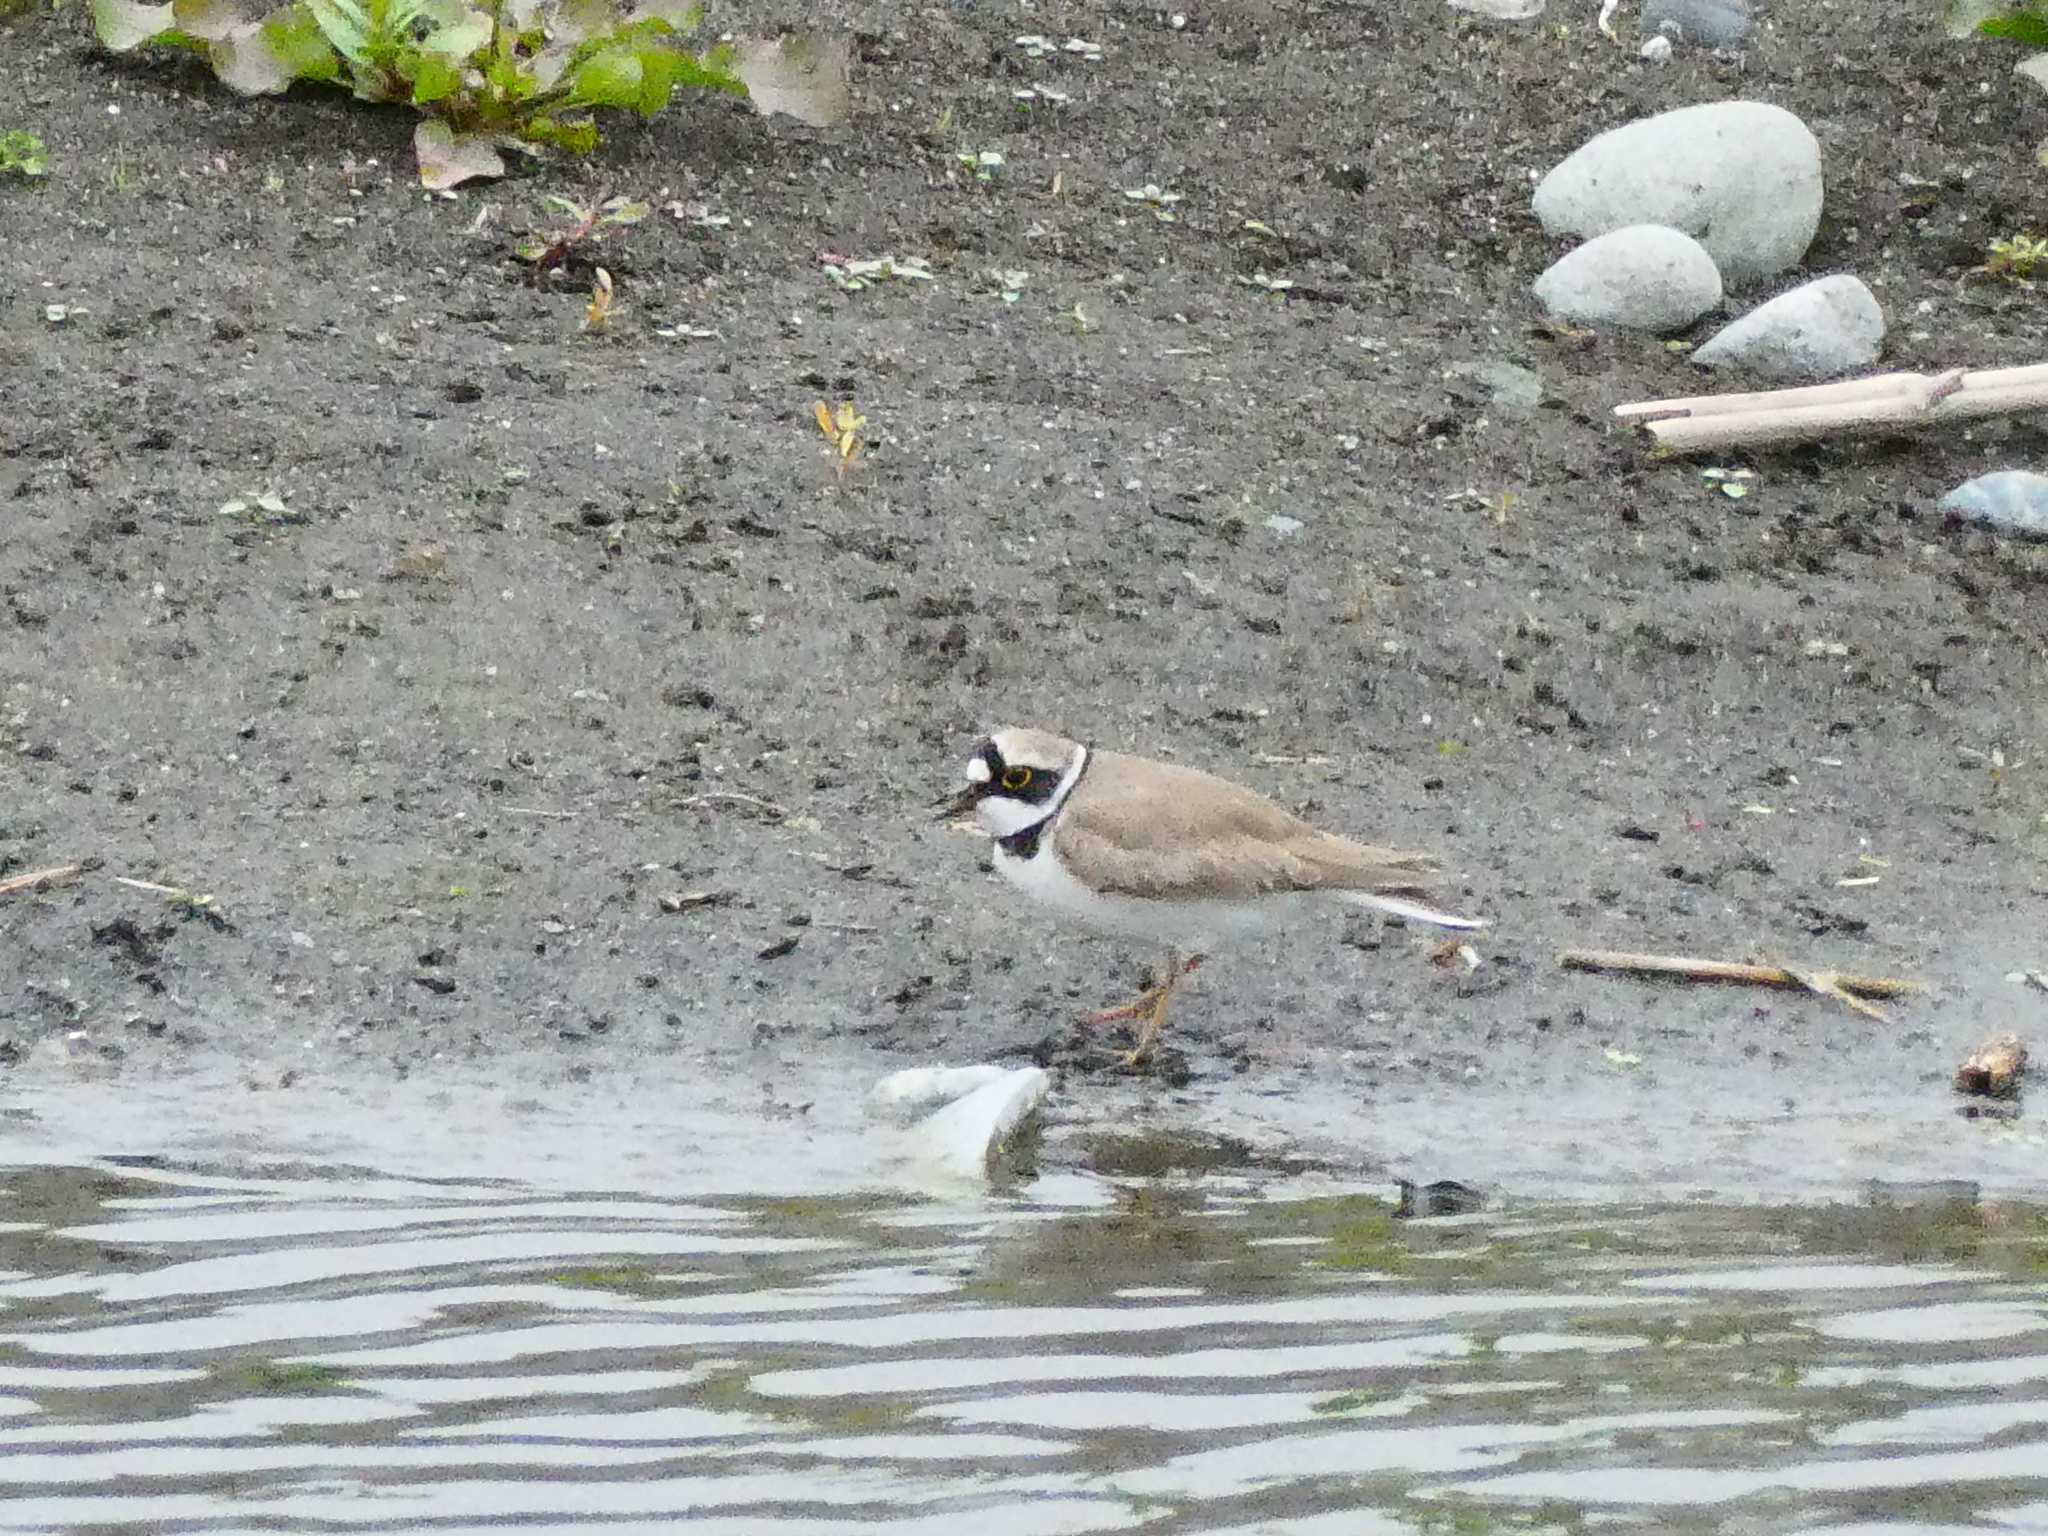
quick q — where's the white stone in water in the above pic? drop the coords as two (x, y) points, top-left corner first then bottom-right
(1532, 224), (1723, 332)
(1691, 274), (1885, 380)
(871, 1064), (1052, 1185)
(1533, 101), (1823, 286)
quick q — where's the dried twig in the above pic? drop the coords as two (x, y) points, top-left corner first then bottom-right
(112, 874), (232, 930)
(1559, 947), (1922, 1020)
(0, 864), (81, 898)
(1614, 363), (2048, 456)
(673, 791), (789, 820)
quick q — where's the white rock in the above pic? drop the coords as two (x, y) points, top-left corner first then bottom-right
(1532, 224), (1723, 332)
(1533, 101), (1823, 285)
(1940, 471), (2048, 539)
(870, 1063), (1052, 1186)
(1691, 274), (1885, 379)
(869, 1064), (1012, 1119)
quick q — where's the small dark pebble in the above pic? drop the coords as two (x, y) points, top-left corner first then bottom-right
(1617, 824), (1659, 842)
(757, 935), (801, 960)
(414, 974), (457, 995)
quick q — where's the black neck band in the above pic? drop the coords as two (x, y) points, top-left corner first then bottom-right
(997, 741), (1092, 860)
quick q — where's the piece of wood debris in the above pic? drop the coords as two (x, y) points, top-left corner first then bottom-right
(0, 864), (82, 898)
(1614, 363), (2048, 456)
(111, 874), (233, 930)
(658, 889), (738, 913)
(1558, 948), (1923, 1021)
(1954, 1033), (2028, 1098)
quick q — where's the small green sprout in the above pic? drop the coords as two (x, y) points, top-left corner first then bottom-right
(0, 130), (49, 178)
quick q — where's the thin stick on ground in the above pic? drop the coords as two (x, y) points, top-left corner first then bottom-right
(673, 791), (790, 820)
(111, 874), (229, 928)
(1558, 948), (1923, 1021)
(1614, 363), (2048, 456)
(0, 864), (82, 897)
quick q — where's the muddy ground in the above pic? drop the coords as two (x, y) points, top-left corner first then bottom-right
(2, 0), (2045, 1184)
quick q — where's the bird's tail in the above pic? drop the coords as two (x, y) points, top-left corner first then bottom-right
(1337, 889), (1487, 930)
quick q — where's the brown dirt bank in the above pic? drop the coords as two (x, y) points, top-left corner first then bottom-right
(3, 1), (2045, 1165)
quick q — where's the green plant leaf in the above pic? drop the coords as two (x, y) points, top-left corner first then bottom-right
(681, 39), (748, 96)
(408, 49), (464, 100)
(600, 195), (648, 224)
(631, 45), (685, 112)
(255, 3), (343, 80)
(304, 0), (368, 59)
(521, 113), (599, 152)
(482, 49), (540, 99)
(1945, 0), (2010, 36)
(1983, 11), (2048, 46)
(415, 0), (490, 55)
(209, 15), (314, 90)
(568, 43), (643, 107)
(547, 0), (616, 43)
(371, 0), (424, 42)
(0, 130), (51, 177)
(93, 0), (177, 49)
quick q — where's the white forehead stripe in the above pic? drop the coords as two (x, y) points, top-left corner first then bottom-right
(966, 757), (991, 783)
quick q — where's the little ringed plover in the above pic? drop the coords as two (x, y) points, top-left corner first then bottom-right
(938, 727), (1484, 1066)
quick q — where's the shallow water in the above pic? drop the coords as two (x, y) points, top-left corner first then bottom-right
(2, 1068), (2046, 1534)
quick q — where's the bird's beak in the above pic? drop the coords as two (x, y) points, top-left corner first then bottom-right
(934, 783), (986, 822)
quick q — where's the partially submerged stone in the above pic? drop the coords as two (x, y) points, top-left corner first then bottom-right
(871, 1064), (1052, 1185)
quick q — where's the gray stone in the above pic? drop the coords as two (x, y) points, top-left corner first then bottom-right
(1447, 359), (1546, 409)
(1533, 100), (1822, 286)
(1642, 0), (1752, 47)
(1532, 225), (1723, 332)
(1940, 471), (2048, 539)
(1691, 274), (1884, 379)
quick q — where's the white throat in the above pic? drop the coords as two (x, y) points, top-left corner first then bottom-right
(974, 743), (1089, 844)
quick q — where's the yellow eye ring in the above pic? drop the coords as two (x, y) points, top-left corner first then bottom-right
(1001, 766), (1033, 792)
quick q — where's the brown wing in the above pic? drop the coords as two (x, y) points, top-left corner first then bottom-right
(1053, 751), (1438, 902)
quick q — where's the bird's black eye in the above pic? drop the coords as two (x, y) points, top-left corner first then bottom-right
(1001, 766), (1033, 792)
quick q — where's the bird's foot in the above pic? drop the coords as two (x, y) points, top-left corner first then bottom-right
(1080, 954), (1203, 1028)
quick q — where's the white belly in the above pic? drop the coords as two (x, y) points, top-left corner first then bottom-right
(991, 842), (1304, 952)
